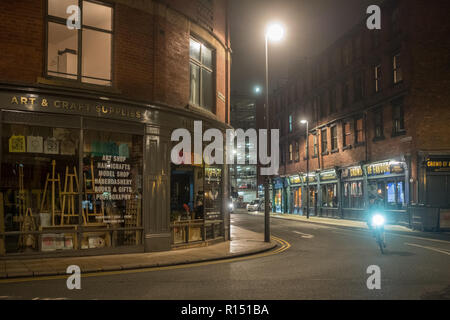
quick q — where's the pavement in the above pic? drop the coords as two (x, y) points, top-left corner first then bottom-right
(0, 225), (276, 279)
(246, 210), (450, 235)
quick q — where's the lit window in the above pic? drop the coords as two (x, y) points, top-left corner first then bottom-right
(355, 117), (364, 143)
(343, 121), (352, 147)
(374, 64), (382, 93)
(46, 0), (113, 86)
(393, 54), (402, 84)
(190, 38), (214, 112)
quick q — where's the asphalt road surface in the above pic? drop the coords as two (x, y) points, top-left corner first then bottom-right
(1, 211), (449, 300)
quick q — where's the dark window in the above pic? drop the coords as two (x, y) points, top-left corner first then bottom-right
(321, 128), (328, 154)
(331, 126), (338, 151)
(342, 82), (349, 108)
(313, 133), (318, 157)
(355, 117), (364, 143)
(190, 38), (214, 112)
(46, 0), (113, 86)
(392, 101), (405, 134)
(343, 121), (352, 147)
(289, 143), (293, 162)
(374, 64), (382, 93)
(354, 74), (363, 101)
(393, 53), (402, 84)
(295, 141), (299, 162)
(329, 88), (336, 114)
(374, 108), (384, 138)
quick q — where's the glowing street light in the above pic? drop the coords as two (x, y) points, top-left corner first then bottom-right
(254, 86), (262, 94)
(263, 22), (285, 243)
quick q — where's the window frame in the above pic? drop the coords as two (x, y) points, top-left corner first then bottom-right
(330, 125), (338, 152)
(189, 36), (216, 113)
(374, 64), (382, 93)
(354, 116), (365, 144)
(373, 108), (384, 140)
(392, 100), (406, 135)
(343, 120), (352, 148)
(393, 53), (403, 85)
(321, 128), (328, 155)
(45, 0), (114, 86)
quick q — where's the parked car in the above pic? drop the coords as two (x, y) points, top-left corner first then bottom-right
(247, 199), (261, 211)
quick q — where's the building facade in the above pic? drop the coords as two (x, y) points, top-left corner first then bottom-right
(230, 92), (258, 204)
(0, 0), (231, 257)
(262, 0), (450, 227)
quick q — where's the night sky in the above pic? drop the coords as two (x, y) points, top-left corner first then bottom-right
(229, 0), (383, 95)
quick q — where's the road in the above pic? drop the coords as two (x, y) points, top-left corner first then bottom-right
(0, 211), (449, 300)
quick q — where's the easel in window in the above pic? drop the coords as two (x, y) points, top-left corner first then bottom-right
(40, 160), (62, 226)
(60, 166), (86, 225)
(83, 159), (105, 225)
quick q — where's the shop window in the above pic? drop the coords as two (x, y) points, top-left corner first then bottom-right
(343, 182), (364, 208)
(1, 123), (80, 254)
(331, 125), (338, 151)
(321, 128), (328, 154)
(368, 180), (405, 209)
(321, 184), (337, 208)
(190, 38), (215, 112)
(374, 64), (382, 93)
(83, 130), (143, 248)
(393, 53), (403, 84)
(355, 117), (364, 144)
(46, 0), (113, 86)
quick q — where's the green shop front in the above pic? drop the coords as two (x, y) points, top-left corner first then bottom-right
(0, 87), (230, 257)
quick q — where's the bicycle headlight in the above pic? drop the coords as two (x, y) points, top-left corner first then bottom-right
(372, 214), (385, 226)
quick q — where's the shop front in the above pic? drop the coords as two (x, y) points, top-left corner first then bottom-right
(0, 88), (229, 257)
(365, 160), (409, 224)
(420, 155), (450, 208)
(288, 175), (302, 215)
(318, 170), (339, 218)
(302, 173), (318, 217)
(340, 165), (365, 220)
(272, 177), (285, 213)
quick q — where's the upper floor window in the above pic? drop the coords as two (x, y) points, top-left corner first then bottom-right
(331, 125), (338, 151)
(355, 116), (364, 144)
(329, 88), (336, 114)
(46, 0), (113, 86)
(393, 53), (403, 84)
(374, 108), (384, 139)
(374, 64), (382, 93)
(321, 128), (328, 154)
(392, 100), (405, 134)
(343, 121), (352, 147)
(295, 141), (300, 162)
(190, 38), (214, 112)
(289, 143), (293, 162)
(342, 82), (349, 108)
(313, 133), (318, 157)
(354, 74), (364, 101)
(289, 115), (293, 133)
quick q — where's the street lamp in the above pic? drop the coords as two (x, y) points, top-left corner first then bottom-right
(254, 86), (262, 94)
(263, 22), (285, 243)
(300, 119), (310, 219)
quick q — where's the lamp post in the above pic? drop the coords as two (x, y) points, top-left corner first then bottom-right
(264, 23), (284, 242)
(300, 119), (310, 219)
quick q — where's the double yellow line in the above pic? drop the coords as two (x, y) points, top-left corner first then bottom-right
(0, 236), (290, 284)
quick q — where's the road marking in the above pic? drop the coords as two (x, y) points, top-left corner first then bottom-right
(293, 231), (314, 239)
(0, 236), (291, 284)
(405, 243), (450, 256)
(389, 233), (450, 245)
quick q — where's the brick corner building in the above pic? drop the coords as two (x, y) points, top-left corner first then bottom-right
(0, 0), (231, 257)
(259, 0), (450, 229)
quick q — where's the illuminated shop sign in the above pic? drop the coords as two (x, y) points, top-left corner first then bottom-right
(3, 93), (146, 121)
(302, 175), (317, 183)
(320, 171), (337, 181)
(367, 161), (405, 176)
(342, 166), (363, 178)
(289, 175), (301, 185)
(426, 158), (450, 172)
